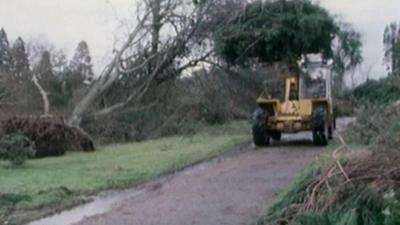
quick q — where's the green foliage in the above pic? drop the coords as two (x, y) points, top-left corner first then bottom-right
(0, 28), (13, 72)
(258, 157), (400, 225)
(383, 190), (400, 225)
(47, 79), (72, 107)
(0, 133), (35, 166)
(0, 193), (31, 208)
(214, 0), (338, 64)
(346, 76), (400, 146)
(352, 77), (400, 106)
(346, 105), (383, 146)
(69, 40), (94, 81)
(295, 187), (400, 225)
(332, 22), (363, 92)
(295, 186), (390, 225)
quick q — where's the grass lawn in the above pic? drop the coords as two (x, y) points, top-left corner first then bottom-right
(0, 121), (250, 224)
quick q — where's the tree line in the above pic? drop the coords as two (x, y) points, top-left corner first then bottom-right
(0, 28), (95, 115)
(0, 0), (383, 144)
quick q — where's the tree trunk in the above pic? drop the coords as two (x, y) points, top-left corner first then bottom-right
(151, 0), (161, 55)
(67, 0), (210, 127)
(32, 74), (50, 116)
(67, 68), (116, 127)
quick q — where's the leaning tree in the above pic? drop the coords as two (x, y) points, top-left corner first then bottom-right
(67, 0), (226, 127)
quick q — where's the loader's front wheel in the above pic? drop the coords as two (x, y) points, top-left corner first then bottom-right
(252, 107), (270, 147)
(252, 123), (270, 146)
(312, 106), (328, 146)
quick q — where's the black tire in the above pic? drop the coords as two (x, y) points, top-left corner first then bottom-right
(252, 107), (270, 146)
(270, 131), (282, 141)
(252, 123), (270, 146)
(312, 106), (328, 146)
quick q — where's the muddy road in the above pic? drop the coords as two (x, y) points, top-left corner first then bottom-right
(29, 118), (352, 225)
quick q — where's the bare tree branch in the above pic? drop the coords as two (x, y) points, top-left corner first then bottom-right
(68, 0), (216, 126)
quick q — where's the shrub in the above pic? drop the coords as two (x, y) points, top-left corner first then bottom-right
(2, 116), (94, 158)
(345, 101), (400, 150)
(346, 76), (400, 147)
(0, 193), (31, 208)
(352, 76), (400, 106)
(0, 133), (35, 166)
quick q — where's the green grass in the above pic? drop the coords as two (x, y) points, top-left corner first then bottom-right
(0, 121), (249, 222)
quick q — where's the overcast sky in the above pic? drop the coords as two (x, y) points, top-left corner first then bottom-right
(1, 0), (400, 82)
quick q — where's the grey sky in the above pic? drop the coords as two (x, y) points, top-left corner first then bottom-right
(1, 0), (399, 82)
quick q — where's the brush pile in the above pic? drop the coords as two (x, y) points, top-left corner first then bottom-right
(263, 142), (400, 225)
(1, 116), (95, 158)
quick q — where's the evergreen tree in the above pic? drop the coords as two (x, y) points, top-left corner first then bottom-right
(213, 0), (338, 65)
(69, 41), (94, 82)
(52, 49), (68, 77)
(35, 51), (53, 82)
(384, 22), (400, 76)
(0, 28), (13, 72)
(331, 22), (363, 92)
(11, 37), (30, 77)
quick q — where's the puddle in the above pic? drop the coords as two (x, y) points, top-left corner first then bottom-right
(26, 160), (217, 225)
(27, 189), (143, 225)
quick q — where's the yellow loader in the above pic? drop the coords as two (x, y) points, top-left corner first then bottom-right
(252, 67), (334, 146)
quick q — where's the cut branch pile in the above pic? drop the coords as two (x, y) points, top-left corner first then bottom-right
(1, 116), (94, 158)
(268, 137), (400, 225)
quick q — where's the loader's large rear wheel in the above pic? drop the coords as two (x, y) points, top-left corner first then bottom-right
(312, 106), (328, 146)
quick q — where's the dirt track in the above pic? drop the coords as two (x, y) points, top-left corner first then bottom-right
(30, 119), (352, 225)
(73, 142), (319, 225)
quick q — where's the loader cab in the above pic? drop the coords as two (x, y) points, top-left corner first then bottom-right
(287, 77), (299, 101)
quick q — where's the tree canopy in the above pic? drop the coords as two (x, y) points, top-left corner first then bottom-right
(69, 41), (94, 82)
(331, 22), (363, 91)
(11, 37), (30, 77)
(213, 0), (338, 65)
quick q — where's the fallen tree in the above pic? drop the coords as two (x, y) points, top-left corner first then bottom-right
(67, 0), (229, 127)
